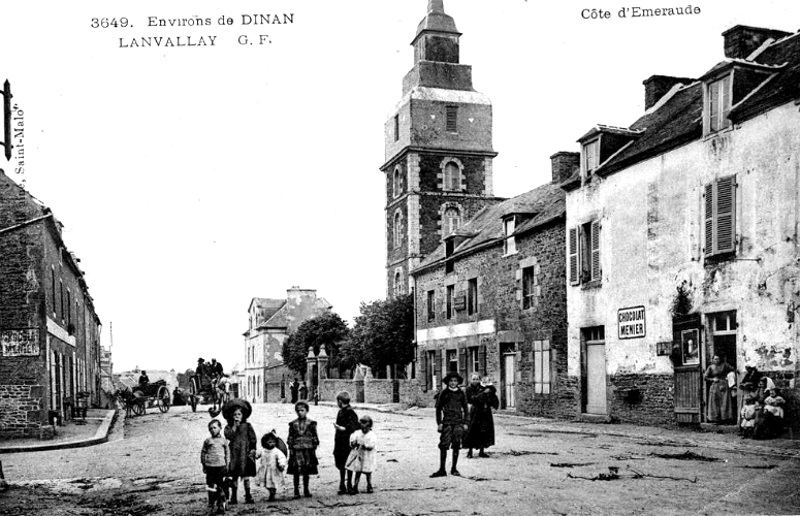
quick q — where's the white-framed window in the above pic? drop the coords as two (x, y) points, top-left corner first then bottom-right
(503, 216), (517, 255)
(393, 166), (402, 198)
(443, 207), (460, 237)
(704, 175), (736, 257)
(467, 278), (478, 316)
(706, 74), (731, 134)
(583, 138), (599, 177)
(534, 339), (551, 395)
(443, 161), (460, 191)
(426, 290), (436, 322)
(468, 347), (479, 376)
(446, 349), (458, 373)
(393, 211), (403, 249)
(446, 105), (457, 132)
(569, 220), (601, 285)
(522, 266), (535, 309)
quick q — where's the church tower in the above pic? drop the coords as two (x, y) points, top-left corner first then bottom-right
(382, 0), (497, 297)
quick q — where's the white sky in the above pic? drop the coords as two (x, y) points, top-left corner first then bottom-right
(1, 1), (797, 373)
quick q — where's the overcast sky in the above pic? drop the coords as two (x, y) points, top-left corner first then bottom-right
(1, 1), (798, 373)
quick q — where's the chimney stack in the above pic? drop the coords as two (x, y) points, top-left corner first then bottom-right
(550, 152), (580, 184)
(722, 25), (791, 60)
(643, 75), (694, 110)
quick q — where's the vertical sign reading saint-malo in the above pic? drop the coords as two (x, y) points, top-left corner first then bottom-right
(618, 306), (646, 339)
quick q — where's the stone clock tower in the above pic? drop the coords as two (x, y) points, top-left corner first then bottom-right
(382, 0), (498, 297)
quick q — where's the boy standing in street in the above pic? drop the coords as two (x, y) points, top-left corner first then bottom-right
(430, 371), (469, 478)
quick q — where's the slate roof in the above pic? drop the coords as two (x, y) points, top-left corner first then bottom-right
(413, 182), (565, 274)
(587, 27), (800, 178)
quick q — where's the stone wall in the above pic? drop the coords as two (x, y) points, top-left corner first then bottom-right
(609, 373), (676, 427)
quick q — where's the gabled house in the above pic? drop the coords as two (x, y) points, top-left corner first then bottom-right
(563, 25), (800, 429)
(411, 155), (574, 417)
(242, 287), (331, 403)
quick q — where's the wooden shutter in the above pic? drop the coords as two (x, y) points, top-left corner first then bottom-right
(590, 220), (601, 281)
(716, 176), (736, 253)
(569, 227), (580, 285)
(434, 349), (443, 385)
(479, 345), (487, 375)
(704, 182), (714, 256)
(458, 347), (467, 375)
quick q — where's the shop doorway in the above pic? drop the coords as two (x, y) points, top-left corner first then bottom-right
(706, 311), (738, 423)
(582, 326), (607, 415)
(500, 344), (516, 410)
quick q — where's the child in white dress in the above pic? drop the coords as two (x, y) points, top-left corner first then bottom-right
(255, 431), (287, 502)
(346, 415), (377, 494)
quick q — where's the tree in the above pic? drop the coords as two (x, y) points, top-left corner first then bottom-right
(349, 294), (414, 378)
(282, 312), (350, 376)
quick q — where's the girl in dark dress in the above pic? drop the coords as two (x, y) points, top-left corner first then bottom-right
(464, 373), (499, 458)
(333, 391), (360, 495)
(287, 401), (319, 498)
(223, 401), (258, 505)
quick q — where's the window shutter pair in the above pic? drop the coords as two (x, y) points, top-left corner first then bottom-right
(704, 176), (736, 256)
(568, 222), (601, 284)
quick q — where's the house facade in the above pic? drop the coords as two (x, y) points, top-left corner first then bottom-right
(242, 287), (331, 403)
(412, 156), (574, 417)
(381, 0), (502, 298)
(563, 26), (800, 428)
(0, 170), (102, 437)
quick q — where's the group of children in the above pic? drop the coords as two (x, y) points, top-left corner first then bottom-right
(739, 386), (786, 439)
(199, 392), (376, 514)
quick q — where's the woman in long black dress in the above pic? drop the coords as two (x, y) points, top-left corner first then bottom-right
(464, 373), (499, 458)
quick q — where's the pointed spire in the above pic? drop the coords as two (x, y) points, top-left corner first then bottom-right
(428, 0), (445, 14)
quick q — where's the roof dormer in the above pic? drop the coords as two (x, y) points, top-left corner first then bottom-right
(576, 125), (643, 181)
(700, 60), (778, 136)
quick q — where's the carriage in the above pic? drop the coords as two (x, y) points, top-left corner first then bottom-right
(120, 379), (171, 417)
(188, 372), (230, 417)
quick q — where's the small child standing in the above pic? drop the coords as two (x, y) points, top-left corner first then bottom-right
(333, 391), (360, 495)
(346, 415), (377, 494)
(255, 431), (287, 502)
(201, 419), (230, 513)
(287, 400), (319, 498)
(223, 402), (258, 504)
(739, 395), (758, 438)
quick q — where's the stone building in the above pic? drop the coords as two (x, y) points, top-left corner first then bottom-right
(411, 156), (574, 417)
(0, 170), (102, 437)
(562, 25), (800, 429)
(242, 287), (331, 403)
(381, 0), (503, 298)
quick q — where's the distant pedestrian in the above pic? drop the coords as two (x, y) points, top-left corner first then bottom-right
(290, 379), (299, 404)
(346, 415), (377, 494)
(256, 430), (288, 502)
(299, 382), (308, 401)
(201, 419), (230, 513)
(430, 372), (468, 478)
(287, 401), (319, 498)
(464, 373), (499, 458)
(333, 391), (360, 495)
(223, 400), (257, 505)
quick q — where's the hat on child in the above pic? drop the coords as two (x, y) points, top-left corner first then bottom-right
(442, 371), (464, 385)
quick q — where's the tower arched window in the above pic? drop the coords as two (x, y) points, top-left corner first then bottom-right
(394, 211), (403, 249)
(393, 167), (402, 198)
(443, 207), (461, 236)
(394, 271), (403, 296)
(443, 161), (461, 191)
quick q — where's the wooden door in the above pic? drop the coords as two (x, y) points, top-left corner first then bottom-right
(585, 342), (607, 415)
(502, 353), (516, 409)
(672, 314), (702, 423)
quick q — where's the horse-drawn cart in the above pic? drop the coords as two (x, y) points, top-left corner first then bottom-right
(188, 373), (229, 417)
(120, 380), (171, 417)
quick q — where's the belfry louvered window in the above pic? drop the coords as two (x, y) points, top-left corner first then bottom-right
(446, 105), (457, 132)
(704, 175), (736, 257)
(569, 220), (601, 285)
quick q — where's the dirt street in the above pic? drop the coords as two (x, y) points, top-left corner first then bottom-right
(1, 404), (799, 515)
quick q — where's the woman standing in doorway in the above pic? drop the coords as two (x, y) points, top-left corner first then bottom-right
(704, 354), (735, 424)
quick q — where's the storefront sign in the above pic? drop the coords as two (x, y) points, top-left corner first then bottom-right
(1, 329), (40, 356)
(618, 306), (646, 339)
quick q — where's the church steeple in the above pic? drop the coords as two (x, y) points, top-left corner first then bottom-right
(412, 0), (461, 65)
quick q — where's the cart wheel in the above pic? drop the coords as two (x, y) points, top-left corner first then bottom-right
(189, 376), (199, 412)
(157, 385), (171, 413)
(133, 400), (145, 416)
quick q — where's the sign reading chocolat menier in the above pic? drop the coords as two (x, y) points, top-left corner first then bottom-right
(618, 306), (646, 339)
(1, 329), (40, 356)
